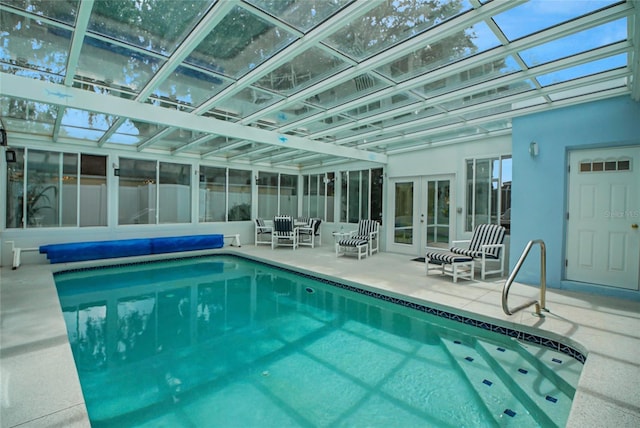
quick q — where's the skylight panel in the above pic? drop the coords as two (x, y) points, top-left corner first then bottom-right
(1, 96), (57, 123)
(375, 21), (501, 82)
(211, 86), (284, 120)
(259, 103), (323, 127)
(519, 18), (627, 67)
(548, 76), (628, 101)
(344, 92), (421, 120)
(87, 0), (215, 56)
(0, 96), (57, 135)
(305, 73), (389, 109)
(323, 0), (473, 60)
(2, 0), (79, 26)
(410, 55), (521, 98)
(60, 108), (117, 142)
(254, 47), (350, 95)
(106, 119), (166, 146)
(0, 10), (72, 79)
(536, 53), (627, 86)
(246, 0), (352, 33)
(185, 5), (298, 79)
(75, 37), (165, 94)
(491, 0), (621, 41)
(151, 66), (230, 109)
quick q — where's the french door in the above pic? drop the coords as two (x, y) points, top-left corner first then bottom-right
(388, 175), (454, 256)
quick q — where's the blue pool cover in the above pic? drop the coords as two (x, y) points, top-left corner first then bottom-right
(40, 234), (224, 264)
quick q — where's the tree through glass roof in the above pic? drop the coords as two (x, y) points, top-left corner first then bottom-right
(0, 0), (637, 168)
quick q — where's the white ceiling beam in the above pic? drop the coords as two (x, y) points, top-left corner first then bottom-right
(368, 69), (631, 149)
(1, 74), (387, 163)
(193, 0), (386, 115)
(333, 42), (631, 146)
(135, 0), (237, 102)
(280, 3), (633, 136)
(64, 0), (94, 86)
(244, 0), (528, 123)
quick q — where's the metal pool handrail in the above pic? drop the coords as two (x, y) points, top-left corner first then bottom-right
(502, 239), (547, 317)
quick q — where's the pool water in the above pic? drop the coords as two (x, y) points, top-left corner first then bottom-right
(54, 255), (583, 427)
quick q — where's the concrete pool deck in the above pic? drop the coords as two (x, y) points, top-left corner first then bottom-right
(1, 244), (639, 427)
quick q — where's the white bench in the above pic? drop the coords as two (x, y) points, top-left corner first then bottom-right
(6, 241), (40, 270)
(224, 234), (241, 247)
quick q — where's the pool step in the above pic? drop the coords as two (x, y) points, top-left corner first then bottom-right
(440, 336), (541, 427)
(475, 340), (574, 428)
(512, 340), (582, 398)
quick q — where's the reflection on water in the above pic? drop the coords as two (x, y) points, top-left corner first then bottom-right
(55, 255), (577, 427)
(57, 257), (329, 421)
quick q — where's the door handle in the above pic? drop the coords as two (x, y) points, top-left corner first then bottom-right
(632, 224), (639, 229)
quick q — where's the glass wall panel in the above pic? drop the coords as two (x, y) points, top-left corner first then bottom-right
(26, 149), (59, 227)
(473, 159), (492, 228)
(326, 172), (335, 223)
(228, 169), (251, 221)
(5, 148), (25, 228)
(61, 153), (78, 227)
(158, 162), (191, 224)
(340, 171), (348, 223)
(348, 170), (360, 223)
(360, 170), (370, 221)
(369, 168), (384, 224)
(118, 158), (156, 225)
(257, 172), (278, 219)
(340, 169), (383, 224)
(394, 182), (413, 245)
(199, 166), (226, 222)
(466, 156), (511, 232)
(279, 173), (297, 217)
(80, 154), (107, 227)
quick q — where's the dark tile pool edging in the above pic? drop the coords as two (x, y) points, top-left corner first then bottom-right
(54, 252), (587, 364)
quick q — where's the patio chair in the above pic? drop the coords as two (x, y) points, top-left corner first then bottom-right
(449, 223), (506, 279)
(254, 218), (272, 246)
(336, 219), (380, 258)
(298, 218), (322, 248)
(272, 215), (298, 250)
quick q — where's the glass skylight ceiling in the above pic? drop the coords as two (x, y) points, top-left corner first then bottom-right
(0, 0), (637, 169)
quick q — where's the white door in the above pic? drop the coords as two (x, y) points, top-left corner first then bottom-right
(388, 175), (454, 256)
(566, 146), (640, 289)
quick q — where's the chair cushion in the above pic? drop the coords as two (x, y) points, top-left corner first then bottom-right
(338, 238), (368, 247)
(426, 251), (473, 264)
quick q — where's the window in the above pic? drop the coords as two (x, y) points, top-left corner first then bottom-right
(158, 162), (191, 224)
(118, 158), (191, 225)
(257, 172), (297, 218)
(340, 168), (383, 223)
(228, 169), (251, 221)
(199, 166), (226, 222)
(118, 158), (156, 225)
(5, 148), (107, 228)
(466, 156), (511, 232)
(198, 166), (252, 222)
(79, 154), (108, 226)
(302, 173), (329, 220)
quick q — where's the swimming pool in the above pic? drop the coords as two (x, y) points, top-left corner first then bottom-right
(54, 254), (584, 427)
